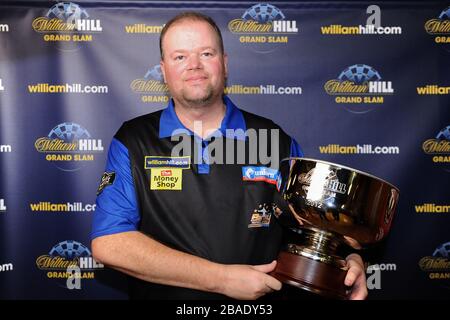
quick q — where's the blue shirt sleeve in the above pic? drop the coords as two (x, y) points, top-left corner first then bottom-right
(91, 138), (140, 240)
(290, 137), (304, 158)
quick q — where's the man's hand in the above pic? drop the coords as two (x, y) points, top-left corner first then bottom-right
(219, 260), (282, 300)
(344, 253), (368, 300)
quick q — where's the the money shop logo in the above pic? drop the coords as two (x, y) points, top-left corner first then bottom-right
(419, 241), (450, 286)
(425, 6), (450, 45)
(228, 3), (298, 50)
(324, 64), (394, 113)
(422, 125), (450, 170)
(36, 240), (103, 288)
(131, 65), (169, 103)
(35, 122), (103, 171)
(32, 2), (102, 46)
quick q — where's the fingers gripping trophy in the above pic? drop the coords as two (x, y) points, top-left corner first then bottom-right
(271, 158), (400, 299)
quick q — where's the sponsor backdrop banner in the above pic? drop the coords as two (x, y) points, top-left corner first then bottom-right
(0, 0), (449, 299)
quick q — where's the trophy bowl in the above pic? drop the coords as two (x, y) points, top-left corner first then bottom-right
(271, 157), (399, 299)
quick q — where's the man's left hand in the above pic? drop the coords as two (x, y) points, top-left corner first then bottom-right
(344, 253), (368, 300)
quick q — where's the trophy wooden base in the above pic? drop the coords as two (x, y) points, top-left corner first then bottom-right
(271, 251), (349, 300)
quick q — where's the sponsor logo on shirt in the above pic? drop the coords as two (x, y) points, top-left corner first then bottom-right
(242, 166), (279, 185)
(145, 156), (190, 169)
(150, 168), (182, 190)
(248, 203), (281, 228)
(96, 172), (115, 195)
(145, 156), (190, 191)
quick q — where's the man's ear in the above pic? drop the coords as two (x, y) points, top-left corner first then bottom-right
(160, 60), (166, 83)
(223, 53), (228, 79)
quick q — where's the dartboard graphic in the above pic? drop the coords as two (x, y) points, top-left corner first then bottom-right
(433, 242), (450, 258)
(242, 3), (285, 23)
(436, 125), (450, 140)
(338, 64), (382, 84)
(438, 6), (450, 20)
(48, 122), (91, 142)
(49, 240), (91, 259)
(145, 65), (164, 82)
(46, 2), (89, 23)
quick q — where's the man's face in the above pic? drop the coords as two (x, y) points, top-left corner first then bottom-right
(160, 19), (228, 107)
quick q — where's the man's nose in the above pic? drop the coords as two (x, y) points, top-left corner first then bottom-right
(186, 53), (202, 70)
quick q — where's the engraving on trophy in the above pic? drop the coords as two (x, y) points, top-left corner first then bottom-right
(299, 168), (347, 195)
(298, 167), (347, 210)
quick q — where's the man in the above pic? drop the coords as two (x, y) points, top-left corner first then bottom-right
(91, 12), (367, 300)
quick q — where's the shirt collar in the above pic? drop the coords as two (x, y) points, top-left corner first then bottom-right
(159, 95), (247, 140)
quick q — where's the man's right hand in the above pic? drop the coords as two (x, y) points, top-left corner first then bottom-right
(93, 232), (282, 299)
(219, 260), (282, 300)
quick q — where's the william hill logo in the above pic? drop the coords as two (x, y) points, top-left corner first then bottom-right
(36, 240), (103, 283)
(422, 125), (450, 164)
(324, 64), (394, 110)
(418, 241), (450, 282)
(228, 3), (298, 44)
(320, 5), (402, 36)
(425, 6), (450, 44)
(35, 122), (103, 171)
(299, 168), (347, 196)
(130, 65), (169, 103)
(124, 23), (163, 34)
(297, 168), (348, 210)
(32, 2), (102, 42)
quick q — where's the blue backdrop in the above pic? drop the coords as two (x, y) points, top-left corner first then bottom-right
(0, 0), (449, 299)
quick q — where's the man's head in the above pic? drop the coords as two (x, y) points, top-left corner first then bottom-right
(159, 12), (224, 60)
(159, 12), (228, 108)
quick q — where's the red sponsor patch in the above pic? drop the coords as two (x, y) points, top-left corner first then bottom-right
(161, 170), (172, 176)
